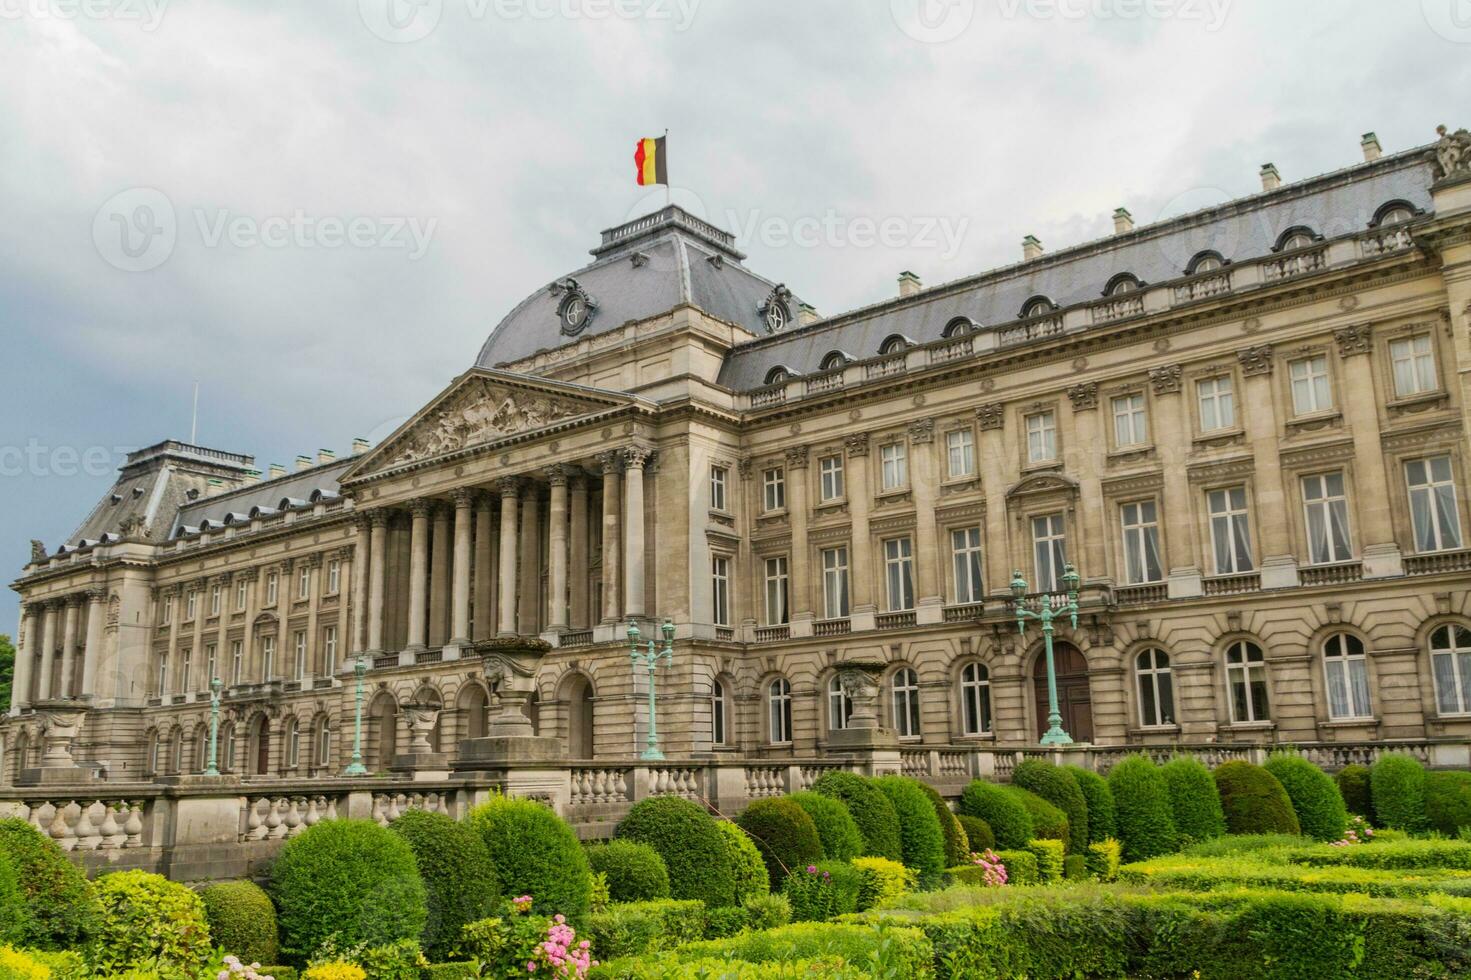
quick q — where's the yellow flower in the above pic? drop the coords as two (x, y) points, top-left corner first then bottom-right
(301, 962), (366, 980)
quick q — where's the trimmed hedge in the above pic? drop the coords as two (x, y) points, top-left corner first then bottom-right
(0, 817), (99, 950)
(1026, 839), (1065, 883)
(585, 840), (671, 904)
(716, 821), (770, 902)
(468, 797), (592, 925)
(956, 815), (994, 852)
(1264, 755), (1349, 842)
(590, 922), (933, 979)
(1213, 760), (1301, 836)
(1371, 754), (1428, 831)
(736, 798), (823, 885)
(270, 819), (427, 962)
(809, 772), (902, 862)
(1106, 756), (1177, 862)
(850, 857), (914, 911)
(1066, 766), (1118, 844)
(1425, 770), (1471, 837)
(872, 777), (947, 875)
(617, 797), (739, 909)
(88, 870), (213, 977)
(1160, 757), (1226, 845)
(990, 849), (1039, 885)
(1085, 839), (1121, 881)
(1013, 759), (1089, 853)
(1336, 763), (1373, 819)
(1063, 854), (1088, 881)
(914, 781), (970, 867)
(786, 792), (864, 863)
(957, 781), (1033, 850)
(388, 808), (497, 959)
(584, 899), (706, 961)
(1015, 790), (1069, 847)
(199, 880), (278, 965)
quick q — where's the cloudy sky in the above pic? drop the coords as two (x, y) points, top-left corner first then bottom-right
(2, 0), (1468, 636)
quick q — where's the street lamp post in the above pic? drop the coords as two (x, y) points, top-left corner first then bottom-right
(1011, 563), (1082, 747)
(205, 676), (222, 777)
(344, 652), (369, 776)
(628, 618), (675, 762)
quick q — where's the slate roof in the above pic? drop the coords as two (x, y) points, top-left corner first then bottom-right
(171, 458), (355, 535)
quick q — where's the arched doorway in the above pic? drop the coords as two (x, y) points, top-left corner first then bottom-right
(564, 675), (595, 759)
(247, 716), (271, 775)
(370, 694), (398, 772)
(459, 683), (491, 741)
(1032, 643), (1093, 742)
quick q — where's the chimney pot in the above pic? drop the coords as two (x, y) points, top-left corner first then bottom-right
(351, 437), (371, 455)
(318, 448), (336, 465)
(269, 464), (287, 480)
(1361, 131), (1382, 161)
(1112, 208), (1134, 234)
(295, 455), (312, 471)
(797, 302), (820, 326)
(898, 270), (922, 298)
(1260, 162), (1281, 191)
(243, 469), (261, 485)
(1022, 235), (1044, 261)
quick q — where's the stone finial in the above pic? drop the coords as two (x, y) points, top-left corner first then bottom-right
(1260, 162), (1281, 191)
(1361, 132), (1382, 162)
(29, 540), (46, 564)
(1112, 208), (1134, 234)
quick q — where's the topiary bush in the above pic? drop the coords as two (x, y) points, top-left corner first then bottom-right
(1066, 766), (1118, 844)
(467, 797), (592, 925)
(957, 814), (994, 852)
(0, 850), (20, 947)
(715, 820), (769, 902)
(1212, 760), (1301, 837)
(199, 880), (278, 965)
(809, 771), (902, 862)
(872, 777), (947, 876)
(1425, 771), (1471, 837)
(1013, 759), (1089, 853)
(850, 857), (915, 911)
(1264, 754), (1349, 842)
(1106, 755), (1178, 861)
(88, 870), (213, 977)
(1025, 839), (1065, 883)
(1160, 757), (1226, 845)
(913, 781), (970, 867)
(735, 798), (823, 885)
(786, 791), (864, 862)
(270, 818), (428, 963)
(958, 780), (1034, 850)
(1085, 838), (1122, 881)
(388, 808), (497, 959)
(1336, 764), (1373, 819)
(0, 817), (100, 950)
(584, 839), (670, 904)
(1371, 754), (1428, 831)
(616, 796), (739, 909)
(1015, 789), (1069, 847)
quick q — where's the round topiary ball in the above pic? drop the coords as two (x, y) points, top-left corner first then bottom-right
(1425, 771), (1471, 837)
(584, 839), (670, 903)
(958, 780), (1033, 850)
(1013, 759), (1090, 853)
(1065, 766), (1118, 844)
(88, 870), (213, 977)
(198, 880), (278, 965)
(270, 818), (428, 962)
(1370, 754), (1428, 832)
(809, 772), (902, 862)
(388, 808), (498, 959)
(616, 796), (739, 908)
(912, 781), (970, 867)
(872, 777), (947, 875)
(1212, 760), (1301, 837)
(0, 817), (101, 950)
(736, 798), (824, 885)
(1161, 757), (1227, 845)
(956, 815), (994, 853)
(1106, 756), (1178, 862)
(1335, 764), (1373, 819)
(1264, 755), (1349, 842)
(787, 791), (865, 862)
(467, 797), (592, 925)
(1014, 789), (1070, 847)
(715, 820), (769, 902)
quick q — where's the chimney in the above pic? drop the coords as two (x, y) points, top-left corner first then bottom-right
(318, 448), (336, 465)
(1260, 163), (1281, 191)
(351, 437), (371, 455)
(798, 302), (820, 326)
(295, 455), (312, 471)
(1112, 208), (1134, 235)
(243, 469), (262, 485)
(1022, 235), (1044, 261)
(1361, 132), (1382, 162)
(269, 463), (287, 480)
(206, 478), (224, 497)
(898, 270), (922, 297)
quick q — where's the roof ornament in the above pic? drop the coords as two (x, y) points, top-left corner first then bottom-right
(1433, 124), (1471, 183)
(29, 539), (46, 563)
(758, 284), (793, 334)
(551, 277), (598, 336)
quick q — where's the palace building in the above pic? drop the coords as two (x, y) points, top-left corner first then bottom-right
(8, 126), (1471, 811)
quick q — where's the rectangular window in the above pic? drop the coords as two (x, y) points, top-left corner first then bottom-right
(822, 547), (850, 619)
(235, 578), (247, 611)
(1289, 354), (1332, 415)
(763, 467), (785, 512)
(884, 537), (915, 611)
(209, 585), (222, 616)
(323, 626), (338, 677)
(946, 429), (975, 479)
(157, 652), (169, 695)
(293, 630), (307, 679)
(262, 636), (276, 680)
(1111, 393), (1147, 447)
(1407, 455), (1463, 552)
(1025, 411), (1057, 464)
(818, 454), (845, 502)
(266, 573), (279, 606)
(162, 596), (173, 625)
(180, 648), (192, 694)
(231, 640), (243, 684)
(951, 527), (984, 604)
(711, 555), (731, 626)
(1390, 334), (1437, 398)
(1197, 375), (1236, 431)
(1120, 501), (1164, 584)
(205, 644), (217, 684)
(185, 590), (198, 621)
(327, 559), (341, 594)
(880, 442), (908, 490)
(297, 565), (311, 601)
(764, 556), (790, 626)
(710, 465), (728, 512)
(1208, 486), (1254, 574)
(1031, 514), (1067, 592)
(1302, 472), (1353, 564)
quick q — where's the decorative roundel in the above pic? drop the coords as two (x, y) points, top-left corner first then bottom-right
(764, 302), (788, 333)
(758, 284), (794, 334)
(554, 277), (597, 336)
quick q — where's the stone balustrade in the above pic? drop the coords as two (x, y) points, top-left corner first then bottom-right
(0, 798), (149, 851)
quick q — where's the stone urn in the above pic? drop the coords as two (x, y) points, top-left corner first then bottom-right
(828, 660), (898, 750)
(454, 638), (561, 768)
(401, 701), (442, 755)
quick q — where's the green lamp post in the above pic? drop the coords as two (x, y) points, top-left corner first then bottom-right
(628, 618), (675, 762)
(204, 676), (222, 776)
(1011, 562), (1082, 746)
(344, 652), (369, 776)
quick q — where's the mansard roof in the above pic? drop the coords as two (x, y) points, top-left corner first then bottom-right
(172, 458), (355, 536)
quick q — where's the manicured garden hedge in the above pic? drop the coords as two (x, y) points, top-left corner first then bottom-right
(1160, 756), (1225, 845)
(786, 791), (864, 863)
(716, 821), (770, 902)
(1013, 759), (1089, 853)
(872, 776), (947, 875)
(913, 780), (970, 867)
(736, 798), (823, 885)
(1213, 760), (1300, 836)
(782, 861), (862, 923)
(809, 772), (902, 862)
(199, 880), (278, 965)
(585, 840), (671, 904)
(1425, 770), (1471, 837)
(584, 899), (706, 960)
(1371, 754), (1428, 831)
(956, 814), (994, 852)
(1264, 754), (1349, 842)
(89, 870), (213, 977)
(1015, 791), (1069, 847)
(1066, 766), (1117, 844)
(0, 817), (99, 950)
(958, 781), (1033, 850)
(1336, 763), (1373, 819)
(617, 796), (739, 908)
(388, 808), (497, 959)
(469, 797), (592, 925)
(1106, 756), (1177, 861)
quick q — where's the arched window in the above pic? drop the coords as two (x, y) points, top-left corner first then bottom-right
(1135, 648), (1175, 727)
(711, 679), (728, 746)
(219, 721), (236, 772)
(827, 676), (853, 731)
(767, 678), (793, 744)
(764, 366), (792, 386)
(818, 351), (849, 372)
(891, 668), (921, 738)
(1323, 634), (1371, 720)
(1020, 296), (1055, 318)
(1429, 624), (1471, 716)
(1225, 640), (1270, 723)
(1276, 227), (1318, 252)
(1372, 201), (1416, 227)
(959, 662), (991, 736)
(943, 317), (977, 338)
(147, 730), (160, 774)
(879, 334), (912, 356)
(169, 729), (184, 774)
(285, 717), (300, 769)
(1104, 274), (1142, 296)
(315, 718), (333, 768)
(192, 724), (209, 772)
(564, 675), (595, 759)
(1187, 251), (1226, 275)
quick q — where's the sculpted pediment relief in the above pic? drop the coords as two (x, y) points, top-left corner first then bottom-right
(1006, 473), (1079, 499)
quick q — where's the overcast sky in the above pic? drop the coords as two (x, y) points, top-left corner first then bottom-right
(2, 0), (1468, 637)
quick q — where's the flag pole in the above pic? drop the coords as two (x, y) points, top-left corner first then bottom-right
(664, 128), (671, 209)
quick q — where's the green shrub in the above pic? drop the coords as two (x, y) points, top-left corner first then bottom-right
(1062, 854), (1088, 880)
(88, 870), (212, 977)
(1013, 759), (1089, 853)
(786, 792), (864, 863)
(1212, 760), (1301, 837)
(469, 797), (593, 925)
(1106, 756), (1177, 861)
(616, 797), (738, 909)
(913, 782), (971, 868)
(871, 777), (947, 875)
(1371, 753), (1428, 831)
(1065, 767), (1118, 845)
(716, 821), (770, 902)
(387, 809), (497, 960)
(701, 904), (749, 940)
(584, 840), (670, 904)
(0, 850), (20, 946)
(990, 849), (1039, 885)
(957, 781), (1033, 850)
(1264, 754), (1349, 842)
(743, 893), (791, 932)
(1025, 839), (1065, 883)
(339, 938), (426, 980)
(584, 899), (706, 960)
(262, 968), (299, 980)
(808, 772), (902, 862)
(849, 857), (914, 911)
(780, 862), (861, 923)
(1085, 839), (1121, 881)
(596, 922), (933, 979)
(1160, 757), (1226, 845)
(198, 880), (278, 965)
(0, 817), (99, 950)
(1336, 763), (1372, 819)
(956, 815), (994, 852)
(421, 963), (477, 980)
(736, 798), (823, 885)
(271, 818), (427, 963)
(1426, 771), (1471, 837)
(1015, 790), (1069, 848)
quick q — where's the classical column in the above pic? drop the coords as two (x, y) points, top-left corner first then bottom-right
(473, 492), (496, 641)
(598, 452), (623, 623)
(406, 500), (432, 652)
(845, 435), (875, 617)
(429, 502), (452, 647)
(59, 595), (82, 699)
(497, 478), (521, 636)
(302, 555), (322, 679)
(1065, 384), (1107, 581)
(80, 588), (105, 698)
(517, 484), (542, 633)
(547, 467), (570, 631)
(334, 547), (352, 674)
(36, 601), (58, 701)
(274, 564), (292, 681)
(11, 604), (34, 712)
(163, 586), (181, 692)
(451, 489), (475, 645)
(785, 447), (813, 628)
(569, 474), (590, 628)
(1334, 324), (1403, 577)
(367, 510), (389, 653)
(1148, 367), (1201, 597)
(351, 516), (371, 655)
(622, 447), (650, 619)
(976, 403), (1015, 598)
(212, 574), (231, 686)
(1238, 345), (1297, 588)
(908, 420), (943, 615)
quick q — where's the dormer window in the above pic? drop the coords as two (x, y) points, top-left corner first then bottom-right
(879, 334), (912, 356)
(1104, 274), (1142, 296)
(1186, 251), (1227, 275)
(1020, 296), (1056, 318)
(1372, 201), (1416, 227)
(819, 351), (850, 372)
(942, 317), (977, 338)
(764, 366), (793, 386)
(1276, 227), (1318, 251)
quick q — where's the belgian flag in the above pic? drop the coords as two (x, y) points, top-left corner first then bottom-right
(634, 136), (668, 187)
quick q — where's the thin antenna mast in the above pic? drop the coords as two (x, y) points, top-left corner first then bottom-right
(190, 381), (200, 444)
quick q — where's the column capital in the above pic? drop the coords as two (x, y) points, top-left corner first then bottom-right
(545, 464), (571, 487)
(844, 432), (871, 457)
(84, 587), (107, 603)
(451, 487), (477, 509)
(622, 445), (653, 469)
(975, 403), (1004, 430)
(304, 553), (324, 570)
(1236, 344), (1275, 376)
(1148, 364), (1183, 395)
(496, 476), (522, 498)
(1065, 383), (1099, 412)
(366, 508), (392, 529)
(784, 445), (810, 468)
(211, 572), (232, 586)
(238, 566), (261, 582)
(908, 418), (936, 443)
(597, 450), (624, 475)
(65, 593), (86, 609)
(567, 470), (588, 491)
(1334, 323), (1373, 357)
(408, 498), (434, 519)
(332, 545), (355, 561)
